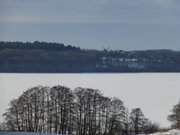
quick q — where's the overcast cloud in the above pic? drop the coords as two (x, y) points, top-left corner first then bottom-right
(0, 0), (180, 50)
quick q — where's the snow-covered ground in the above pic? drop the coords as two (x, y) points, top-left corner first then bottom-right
(149, 129), (180, 135)
(0, 132), (62, 135)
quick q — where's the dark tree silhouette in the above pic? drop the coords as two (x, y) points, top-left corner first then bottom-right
(168, 101), (180, 129)
(2, 85), (157, 135)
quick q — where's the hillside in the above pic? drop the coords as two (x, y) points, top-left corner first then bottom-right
(0, 41), (180, 73)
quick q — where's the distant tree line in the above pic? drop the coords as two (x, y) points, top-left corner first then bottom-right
(0, 41), (180, 72)
(1, 85), (159, 135)
(0, 41), (80, 51)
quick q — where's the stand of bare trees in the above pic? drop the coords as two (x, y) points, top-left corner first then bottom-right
(2, 85), (159, 135)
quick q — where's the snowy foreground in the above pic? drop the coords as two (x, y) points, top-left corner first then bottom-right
(149, 129), (180, 135)
(0, 132), (61, 135)
(0, 130), (180, 135)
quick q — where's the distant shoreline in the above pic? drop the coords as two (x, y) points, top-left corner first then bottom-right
(1, 41), (180, 73)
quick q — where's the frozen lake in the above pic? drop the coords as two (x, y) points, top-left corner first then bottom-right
(0, 73), (180, 127)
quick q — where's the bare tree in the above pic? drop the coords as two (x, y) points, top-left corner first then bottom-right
(168, 101), (180, 129)
(130, 108), (145, 134)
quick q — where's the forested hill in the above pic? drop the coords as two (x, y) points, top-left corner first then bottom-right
(0, 41), (180, 73)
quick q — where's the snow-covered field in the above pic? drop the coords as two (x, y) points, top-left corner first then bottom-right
(0, 132), (61, 135)
(149, 129), (180, 135)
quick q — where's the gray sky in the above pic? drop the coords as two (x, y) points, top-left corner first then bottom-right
(0, 0), (180, 50)
(0, 73), (180, 128)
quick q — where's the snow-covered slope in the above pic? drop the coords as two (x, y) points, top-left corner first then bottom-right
(149, 129), (180, 135)
(0, 132), (62, 135)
